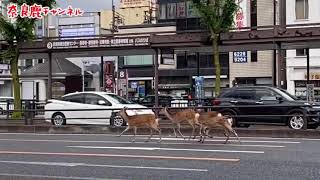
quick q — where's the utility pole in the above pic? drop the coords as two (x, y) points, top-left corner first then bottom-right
(278, 0), (287, 89)
(112, 0), (116, 32)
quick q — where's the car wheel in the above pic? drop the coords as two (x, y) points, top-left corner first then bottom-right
(51, 112), (66, 126)
(110, 112), (126, 127)
(222, 111), (237, 128)
(0, 108), (3, 115)
(288, 113), (305, 130)
(307, 124), (319, 129)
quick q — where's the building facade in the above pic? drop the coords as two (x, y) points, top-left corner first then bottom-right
(286, 0), (320, 99)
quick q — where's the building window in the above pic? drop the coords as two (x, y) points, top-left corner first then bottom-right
(25, 59), (33, 69)
(296, 49), (307, 56)
(250, 0), (257, 29)
(123, 55), (153, 66)
(296, 0), (309, 20)
(251, 51), (258, 62)
(38, 59), (43, 64)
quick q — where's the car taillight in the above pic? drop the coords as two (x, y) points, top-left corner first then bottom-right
(212, 99), (221, 106)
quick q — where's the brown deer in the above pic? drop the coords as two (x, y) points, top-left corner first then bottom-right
(160, 107), (200, 140)
(118, 107), (161, 143)
(198, 111), (241, 144)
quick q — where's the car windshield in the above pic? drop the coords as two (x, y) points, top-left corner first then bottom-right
(107, 94), (134, 104)
(273, 88), (298, 101)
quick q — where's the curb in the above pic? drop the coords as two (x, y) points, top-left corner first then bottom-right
(0, 125), (319, 138)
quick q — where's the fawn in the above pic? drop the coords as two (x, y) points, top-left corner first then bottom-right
(118, 107), (161, 143)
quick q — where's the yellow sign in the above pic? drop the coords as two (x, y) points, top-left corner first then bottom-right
(120, 0), (149, 8)
(305, 72), (320, 80)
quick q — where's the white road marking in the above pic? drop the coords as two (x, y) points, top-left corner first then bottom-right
(0, 151), (240, 162)
(0, 173), (120, 180)
(0, 160), (208, 172)
(68, 146), (264, 154)
(0, 139), (285, 148)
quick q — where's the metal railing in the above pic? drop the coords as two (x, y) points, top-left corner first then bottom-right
(0, 103), (319, 130)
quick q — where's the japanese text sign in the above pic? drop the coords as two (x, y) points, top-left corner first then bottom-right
(7, 3), (83, 19)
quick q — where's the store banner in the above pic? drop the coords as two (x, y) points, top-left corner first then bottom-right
(158, 4), (167, 19)
(177, 2), (186, 18)
(167, 3), (176, 19)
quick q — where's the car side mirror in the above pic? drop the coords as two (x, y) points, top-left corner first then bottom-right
(98, 100), (107, 105)
(277, 97), (284, 103)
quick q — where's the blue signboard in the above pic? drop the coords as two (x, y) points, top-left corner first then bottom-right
(233, 51), (247, 63)
(195, 76), (204, 100)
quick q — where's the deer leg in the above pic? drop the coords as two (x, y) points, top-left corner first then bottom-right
(189, 124), (195, 141)
(119, 126), (131, 137)
(176, 123), (185, 139)
(223, 129), (230, 144)
(231, 129), (241, 144)
(145, 128), (153, 142)
(152, 127), (162, 143)
(198, 124), (203, 142)
(172, 123), (178, 138)
(132, 126), (137, 143)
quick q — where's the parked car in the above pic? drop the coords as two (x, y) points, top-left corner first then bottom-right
(139, 95), (188, 107)
(0, 97), (14, 115)
(212, 86), (320, 130)
(44, 92), (154, 127)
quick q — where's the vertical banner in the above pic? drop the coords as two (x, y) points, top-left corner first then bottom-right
(104, 61), (115, 93)
(118, 69), (128, 99)
(234, 0), (248, 30)
(177, 2), (186, 18)
(307, 84), (315, 104)
(167, 3), (176, 19)
(158, 4), (167, 19)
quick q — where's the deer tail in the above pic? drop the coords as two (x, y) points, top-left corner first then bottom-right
(155, 118), (160, 126)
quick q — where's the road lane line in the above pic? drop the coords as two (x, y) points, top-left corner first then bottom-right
(68, 146), (264, 154)
(0, 173), (120, 180)
(0, 160), (208, 172)
(0, 151), (240, 162)
(0, 138), (291, 146)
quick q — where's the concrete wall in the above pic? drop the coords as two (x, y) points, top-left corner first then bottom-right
(229, 0), (274, 86)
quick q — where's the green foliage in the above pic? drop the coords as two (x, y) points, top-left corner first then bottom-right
(0, 0), (57, 118)
(192, 0), (238, 34)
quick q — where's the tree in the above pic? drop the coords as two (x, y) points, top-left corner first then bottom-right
(0, 0), (56, 118)
(192, 0), (238, 96)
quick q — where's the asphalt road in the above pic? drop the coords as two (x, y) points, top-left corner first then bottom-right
(0, 133), (318, 180)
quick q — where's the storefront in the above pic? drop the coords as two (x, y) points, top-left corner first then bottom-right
(128, 79), (153, 98)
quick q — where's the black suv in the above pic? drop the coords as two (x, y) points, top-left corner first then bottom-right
(139, 95), (175, 107)
(212, 86), (320, 129)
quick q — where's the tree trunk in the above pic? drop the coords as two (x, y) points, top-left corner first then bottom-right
(212, 33), (221, 97)
(10, 51), (22, 118)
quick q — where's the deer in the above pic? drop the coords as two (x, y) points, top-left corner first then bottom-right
(160, 107), (200, 140)
(117, 107), (161, 143)
(198, 111), (241, 144)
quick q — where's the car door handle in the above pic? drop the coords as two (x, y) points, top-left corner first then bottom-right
(255, 101), (263, 104)
(230, 100), (238, 104)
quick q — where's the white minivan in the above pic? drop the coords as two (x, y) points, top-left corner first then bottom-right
(45, 92), (154, 126)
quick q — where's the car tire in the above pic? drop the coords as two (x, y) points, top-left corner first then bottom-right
(110, 112), (126, 127)
(51, 112), (66, 126)
(288, 113), (306, 130)
(222, 111), (237, 128)
(0, 108), (3, 115)
(307, 124), (319, 129)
